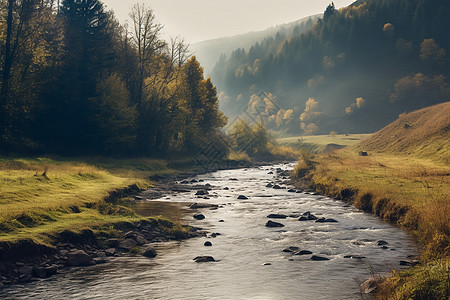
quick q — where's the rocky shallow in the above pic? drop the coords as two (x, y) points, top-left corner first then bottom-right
(0, 219), (203, 288)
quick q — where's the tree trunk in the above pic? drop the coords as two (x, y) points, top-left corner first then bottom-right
(1, 0), (15, 145)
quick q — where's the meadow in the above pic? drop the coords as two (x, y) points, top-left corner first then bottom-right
(0, 157), (180, 245)
(277, 134), (372, 152)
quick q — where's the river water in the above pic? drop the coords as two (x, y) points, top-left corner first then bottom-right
(0, 164), (417, 299)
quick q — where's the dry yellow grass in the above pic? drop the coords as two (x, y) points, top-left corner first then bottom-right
(312, 151), (449, 242)
(359, 101), (450, 164)
(293, 103), (450, 298)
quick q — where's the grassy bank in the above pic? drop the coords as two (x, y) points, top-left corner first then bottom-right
(0, 157), (196, 246)
(293, 103), (450, 299)
(294, 150), (449, 298)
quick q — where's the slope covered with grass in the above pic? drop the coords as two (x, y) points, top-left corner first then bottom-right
(293, 103), (450, 299)
(359, 102), (450, 164)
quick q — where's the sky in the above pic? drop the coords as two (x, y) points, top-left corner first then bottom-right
(102, 0), (356, 44)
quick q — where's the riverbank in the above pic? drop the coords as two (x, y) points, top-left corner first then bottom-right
(293, 150), (449, 299)
(0, 156), (250, 287)
(0, 153), (297, 287)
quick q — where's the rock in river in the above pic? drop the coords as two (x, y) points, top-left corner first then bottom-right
(267, 214), (288, 219)
(193, 214), (205, 220)
(311, 255), (330, 261)
(344, 255), (366, 259)
(307, 214), (318, 220)
(272, 185), (282, 189)
(204, 241), (212, 247)
(283, 246), (300, 253)
(237, 195), (248, 200)
(194, 256), (215, 263)
(142, 247), (157, 258)
(195, 190), (208, 196)
(315, 218), (338, 223)
(266, 220), (285, 227)
(294, 250), (313, 255)
(377, 240), (389, 246)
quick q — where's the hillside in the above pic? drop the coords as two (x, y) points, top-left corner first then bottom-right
(213, 0), (450, 136)
(293, 103), (450, 298)
(191, 15), (319, 75)
(360, 101), (450, 163)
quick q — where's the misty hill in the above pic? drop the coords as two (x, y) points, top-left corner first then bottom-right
(359, 101), (450, 163)
(191, 15), (319, 75)
(212, 0), (450, 136)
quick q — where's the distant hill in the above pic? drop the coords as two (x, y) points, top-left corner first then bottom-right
(191, 15), (320, 75)
(359, 102), (450, 163)
(212, 0), (450, 136)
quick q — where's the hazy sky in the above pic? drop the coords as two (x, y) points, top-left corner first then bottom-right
(102, 0), (355, 43)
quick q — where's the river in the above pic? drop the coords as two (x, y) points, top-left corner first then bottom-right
(0, 164), (417, 299)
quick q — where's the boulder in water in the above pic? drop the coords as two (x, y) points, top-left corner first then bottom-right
(315, 218), (338, 223)
(237, 195), (248, 200)
(307, 214), (318, 220)
(282, 246), (300, 253)
(266, 220), (284, 227)
(311, 255), (330, 261)
(194, 256), (215, 263)
(294, 250), (313, 255)
(344, 255), (366, 259)
(267, 214), (288, 219)
(142, 247), (157, 258)
(193, 214), (205, 220)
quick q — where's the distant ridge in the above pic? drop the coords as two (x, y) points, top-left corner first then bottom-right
(191, 14), (320, 74)
(359, 102), (450, 163)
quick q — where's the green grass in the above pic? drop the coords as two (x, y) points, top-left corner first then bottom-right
(378, 257), (450, 300)
(0, 157), (183, 245)
(277, 134), (371, 152)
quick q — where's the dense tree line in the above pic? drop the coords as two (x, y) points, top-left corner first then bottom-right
(213, 0), (450, 135)
(0, 0), (226, 155)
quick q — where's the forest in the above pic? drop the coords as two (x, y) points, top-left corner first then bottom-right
(213, 0), (450, 135)
(0, 0), (227, 156)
